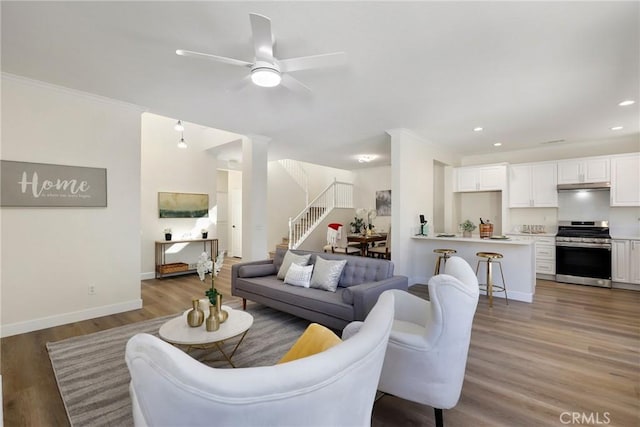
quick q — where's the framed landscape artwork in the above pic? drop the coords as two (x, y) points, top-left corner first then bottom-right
(376, 190), (391, 216)
(158, 192), (209, 218)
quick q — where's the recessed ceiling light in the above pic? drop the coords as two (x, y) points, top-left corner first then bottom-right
(618, 100), (635, 106)
(610, 126), (623, 131)
(493, 142), (502, 147)
(473, 127), (483, 132)
(358, 154), (376, 163)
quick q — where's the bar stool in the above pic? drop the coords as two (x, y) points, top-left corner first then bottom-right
(475, 252), (509, 307)
(433, 249), (457, 275)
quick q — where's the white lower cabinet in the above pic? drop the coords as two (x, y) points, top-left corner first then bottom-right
(507, 234), (555, 275)
(612, 239), (640, 284)
(534, 236), (556, 275)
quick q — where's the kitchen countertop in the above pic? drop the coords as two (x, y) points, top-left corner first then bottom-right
(611, 235), (640, 240)
(413, 234), (535, 245)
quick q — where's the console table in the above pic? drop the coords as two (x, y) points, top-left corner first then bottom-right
(155, 238), (219, 279)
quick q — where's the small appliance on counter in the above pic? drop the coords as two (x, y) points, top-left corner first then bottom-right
(555, 220), (612, 288)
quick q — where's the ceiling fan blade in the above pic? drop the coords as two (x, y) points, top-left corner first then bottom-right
(249, 13), (274, 62)
(176, 49), (253, 68)
(279, 52), (347, 73)
(280, 74), (312, 94)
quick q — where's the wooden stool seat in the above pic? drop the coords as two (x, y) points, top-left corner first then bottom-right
(475, 251), (508, 307)
(433, 249), (457, 275)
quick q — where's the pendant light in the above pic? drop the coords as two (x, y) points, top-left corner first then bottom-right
(177, 132), (187, 149)
(174, 120), (184, 132)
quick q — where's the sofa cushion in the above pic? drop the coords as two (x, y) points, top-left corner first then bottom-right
(277, 251), (312, 280)
(277, 323), (342, 364)
(234, 276), (354, 320)
(284, 263), (314, 288)
(238, 264), (277, 278)
(310, 257), (347, 292)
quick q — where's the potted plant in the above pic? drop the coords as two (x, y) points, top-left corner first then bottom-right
(459, 220), (476, 238)
(164, 228), (172, 241)
(350, 217), (365, 234)
(201, 228), (208, 239)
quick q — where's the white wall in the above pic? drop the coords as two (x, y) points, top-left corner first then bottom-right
(140, 113), (219, 278)
(352, 166), (392, 232)
(1, 75), (144, 336)
(389, 128), (458, 285)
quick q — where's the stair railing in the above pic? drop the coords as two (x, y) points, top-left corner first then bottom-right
(288, 180), (354, 249)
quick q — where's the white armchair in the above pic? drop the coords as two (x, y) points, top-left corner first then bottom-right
(125, 291), (395, 427)
(343, 256), (479, 427)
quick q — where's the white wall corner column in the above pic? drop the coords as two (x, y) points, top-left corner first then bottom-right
(388, 128), (459, 285)
(242, 134), (270, 261)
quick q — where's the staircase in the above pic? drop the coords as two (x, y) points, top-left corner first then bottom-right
(288, 180), (354, 249)
(278, 159), (309, 206)
(270, 236), (290, 259)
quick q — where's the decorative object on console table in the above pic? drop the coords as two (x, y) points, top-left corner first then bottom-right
(186, 299), (205, 327)
(159, 262), (189, 275)
(164, 228), (172, 241)
(460, 220), (477, 238)
(201, 229), (208, 239)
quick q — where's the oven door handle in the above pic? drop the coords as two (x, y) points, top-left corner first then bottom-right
(556, 242), (611, 250)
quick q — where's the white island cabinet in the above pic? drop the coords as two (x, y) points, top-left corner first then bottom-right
(412, 235), (536, 303)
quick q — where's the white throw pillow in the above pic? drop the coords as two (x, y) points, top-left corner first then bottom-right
(277, 251), (312, 280)
(310, 257), (347, 292)
(284, 263), (314, 288)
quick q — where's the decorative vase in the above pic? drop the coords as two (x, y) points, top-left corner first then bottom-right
(186, 299), (205, 327)
(463, 230), (472, 238)
(206, 305), (220, 332)
(216, 294), (229, 324)
(202, 232), (208, 239)
(165, 233), (172, 241)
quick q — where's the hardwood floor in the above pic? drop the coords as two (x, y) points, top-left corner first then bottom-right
(2, 264), (639, 426)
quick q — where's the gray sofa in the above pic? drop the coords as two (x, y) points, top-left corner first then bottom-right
(231, 248), (408, 330)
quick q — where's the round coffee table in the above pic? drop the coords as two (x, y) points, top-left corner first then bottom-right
(159, 304), (253, 368)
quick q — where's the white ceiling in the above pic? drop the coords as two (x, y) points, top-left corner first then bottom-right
(2, 2), (638, 170)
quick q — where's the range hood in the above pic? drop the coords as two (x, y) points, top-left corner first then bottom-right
(557, 182), (611, 191)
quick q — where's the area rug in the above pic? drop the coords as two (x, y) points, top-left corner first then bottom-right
(46, 301), (311, 427)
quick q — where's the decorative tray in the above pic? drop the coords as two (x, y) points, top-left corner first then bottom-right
(436, 234), (456, 237)
(489, 235), (510, 240)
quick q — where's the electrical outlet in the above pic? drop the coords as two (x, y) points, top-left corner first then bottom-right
(88, 285), (96, 295)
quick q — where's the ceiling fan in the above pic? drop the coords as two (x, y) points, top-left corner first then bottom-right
(176, 13), (347, 93)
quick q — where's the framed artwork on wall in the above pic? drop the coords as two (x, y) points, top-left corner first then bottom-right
(376, 190), (391, 216)
(0, 160), (107, 207)
(158, 192), (209, 218)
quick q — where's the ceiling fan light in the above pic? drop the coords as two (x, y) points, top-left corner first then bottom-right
(251, 68), (281, 87)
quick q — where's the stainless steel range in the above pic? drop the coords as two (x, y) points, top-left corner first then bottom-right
(555, 220), (612, 288)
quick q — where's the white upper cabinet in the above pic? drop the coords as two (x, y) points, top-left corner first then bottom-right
(610, 153), (640, 206)
(509, 162), (557, 207)
(454, 165), (506, 192)
(557, 156), (610, 184)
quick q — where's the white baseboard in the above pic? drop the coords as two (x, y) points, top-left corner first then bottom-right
(479, 289), (533, 303)
(0, 299), (143, 338)
(140, 271), (155, 280)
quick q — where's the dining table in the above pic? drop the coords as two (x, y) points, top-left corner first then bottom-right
(347, 233), (388, 256)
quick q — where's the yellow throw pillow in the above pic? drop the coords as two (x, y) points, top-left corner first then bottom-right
(277, 323), (342, 364)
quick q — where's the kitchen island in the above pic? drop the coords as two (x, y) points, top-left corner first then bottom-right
(412, 235), (536, 303)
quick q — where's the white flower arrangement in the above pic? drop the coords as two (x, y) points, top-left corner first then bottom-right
(164, 228), (172, 233)
(196, 251), (225, 304)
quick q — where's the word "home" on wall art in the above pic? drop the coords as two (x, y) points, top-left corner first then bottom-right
(0, 160), (107, 207)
